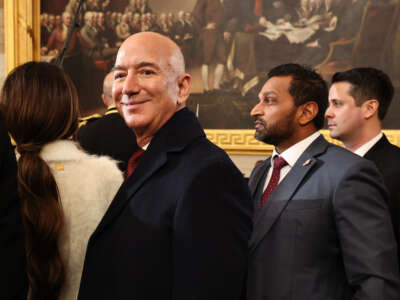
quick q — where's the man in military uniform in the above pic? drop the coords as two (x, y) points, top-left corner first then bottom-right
(78, 72), (139, 172)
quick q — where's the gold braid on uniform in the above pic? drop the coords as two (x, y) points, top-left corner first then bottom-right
(78, 113), (102, 128)
(105, 105), (118, 115)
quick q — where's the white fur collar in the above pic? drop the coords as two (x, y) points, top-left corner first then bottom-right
(39, 140), (89, 162)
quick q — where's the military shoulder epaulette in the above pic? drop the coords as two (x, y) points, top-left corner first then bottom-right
(79, 113), (102, 128)
(105, 108), (119, 116)
(105, 105), (119, 116)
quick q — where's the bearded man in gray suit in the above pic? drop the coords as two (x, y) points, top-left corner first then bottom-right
(247, 63), (400, 300)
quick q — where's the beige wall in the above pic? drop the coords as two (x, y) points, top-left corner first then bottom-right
(230, 154), (267, 178)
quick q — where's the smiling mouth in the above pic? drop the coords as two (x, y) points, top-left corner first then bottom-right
(120, 99), (148, 106)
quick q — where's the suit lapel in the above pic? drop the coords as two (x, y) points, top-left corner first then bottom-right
(91, 150), (168, 240)
(364, 134), (388, 161)
(90, 108), (205, 241)
(249, 135), (329, 251)
(249, 159), (271, 197)
(249, 160), (271, 218)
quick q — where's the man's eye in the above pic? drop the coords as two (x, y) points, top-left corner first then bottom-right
(141, 69), (155, 75)
(114, 73), (125, 79)
(264, 98), (274, 104)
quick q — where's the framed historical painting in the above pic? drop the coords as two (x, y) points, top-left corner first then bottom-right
(4, 0), (400, 154)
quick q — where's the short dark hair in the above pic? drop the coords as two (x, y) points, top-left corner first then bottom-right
(267, 63), (328, 130)
(331, 67), (394, 120)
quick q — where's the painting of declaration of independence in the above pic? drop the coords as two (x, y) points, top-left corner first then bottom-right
(40, 0), (400, 129)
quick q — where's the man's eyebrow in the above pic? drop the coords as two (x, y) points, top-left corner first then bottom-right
(112, 65), (125, 72)
(261, 91), (277, 98)
(136, 62), (161, 71)
(112, 62), (161, 72)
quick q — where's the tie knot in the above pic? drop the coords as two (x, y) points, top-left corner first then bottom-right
(273, 156), (287, 170)
(131, 148), (145, 162)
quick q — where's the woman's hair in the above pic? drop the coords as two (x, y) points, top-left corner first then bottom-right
(0, 61), (79, 300)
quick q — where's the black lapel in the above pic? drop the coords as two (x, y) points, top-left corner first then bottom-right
(249, 135), (329, 251)
(249, 159), (271, 217)
(90, 108), (205, 241)
(90, 150), (168, 241)
(248, 159), (271, 197)
(364, 134), (389, 161)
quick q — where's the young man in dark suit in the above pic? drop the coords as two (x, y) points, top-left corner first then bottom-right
(325, 66), (400, 263)
(78, 32), (252, 300)
(247, 63), (399, 300)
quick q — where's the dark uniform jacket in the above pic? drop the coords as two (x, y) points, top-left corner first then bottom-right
(78, 106), (139, 172)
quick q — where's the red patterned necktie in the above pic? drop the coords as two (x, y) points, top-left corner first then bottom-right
(261, 156), (288, 208)
(125, 149), (145, 179)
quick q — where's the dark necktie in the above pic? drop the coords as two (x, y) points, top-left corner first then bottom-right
(261, 156), (288, 208)
(125, 149), (145, 179)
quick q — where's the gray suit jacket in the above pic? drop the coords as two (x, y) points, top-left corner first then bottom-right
(247, 135), (400, 300)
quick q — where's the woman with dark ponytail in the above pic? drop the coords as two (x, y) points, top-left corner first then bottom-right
(0, 61), (123, 300)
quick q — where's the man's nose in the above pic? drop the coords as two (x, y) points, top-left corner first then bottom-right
(325, 105), (333, 119)
(122, 73), (140, 96)
(250, 102), (263, 117)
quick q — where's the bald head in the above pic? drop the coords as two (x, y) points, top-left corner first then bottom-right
(112, 31), (192, 146)
(118, 32), (186, 77)
(102, 72), (114, 107)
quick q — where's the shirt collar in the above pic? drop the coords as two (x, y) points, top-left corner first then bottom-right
(353, 132), (383, 157)
(271, 131), (321, 167)
(141, 143), (150, 151)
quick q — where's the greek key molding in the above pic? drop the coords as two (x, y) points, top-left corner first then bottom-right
(205, 129), (400, 155)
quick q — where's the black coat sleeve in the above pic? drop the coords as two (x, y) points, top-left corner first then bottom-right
(0, 114), (28, 300)
(172, 159), (253, 300)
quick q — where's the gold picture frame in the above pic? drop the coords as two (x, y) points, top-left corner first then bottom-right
(4, 0), (400, 156)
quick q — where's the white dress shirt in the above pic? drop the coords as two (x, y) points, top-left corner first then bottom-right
(142, 143), (150, 151)
(353, 132), (383, 157)
(263, 131), (321, 192)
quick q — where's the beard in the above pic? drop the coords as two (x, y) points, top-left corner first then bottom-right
(254, 107), (297, 146)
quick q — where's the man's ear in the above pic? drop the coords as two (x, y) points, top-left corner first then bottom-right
(176, 74), (192, 106)
(298, 101), (318, 126)
(362, 99), (379, 119)
(101, 94), (107, 107)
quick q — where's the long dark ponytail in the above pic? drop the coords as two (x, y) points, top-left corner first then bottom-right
(0, 61), (79, 300)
